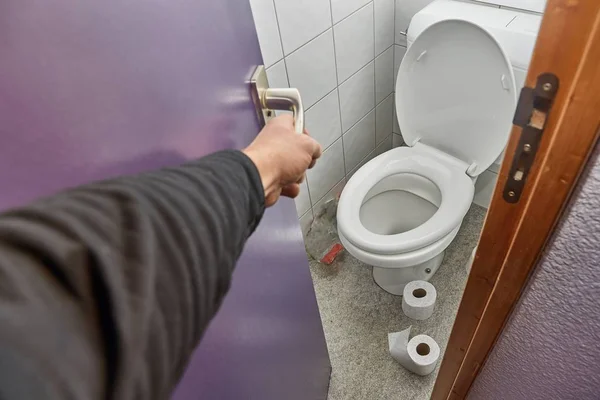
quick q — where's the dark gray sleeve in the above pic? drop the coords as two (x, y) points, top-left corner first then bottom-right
(0, 150), (265, 400)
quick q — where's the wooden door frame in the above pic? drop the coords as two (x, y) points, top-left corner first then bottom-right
(432, 1), (600, 399)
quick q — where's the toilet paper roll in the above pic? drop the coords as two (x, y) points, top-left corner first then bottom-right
(388, 326), (440, 376)
(402, 280), (437, 320)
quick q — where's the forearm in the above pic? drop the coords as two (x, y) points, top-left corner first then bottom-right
(0, 150), (265, 399)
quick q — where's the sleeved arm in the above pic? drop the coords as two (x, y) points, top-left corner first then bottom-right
(0, 150), (265, 400)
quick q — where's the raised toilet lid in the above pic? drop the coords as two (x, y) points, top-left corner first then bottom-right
(395, 19), (517, 176)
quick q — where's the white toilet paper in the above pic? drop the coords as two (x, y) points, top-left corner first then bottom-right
(388, 326), (441, 376)
(402, 280), (437, 320)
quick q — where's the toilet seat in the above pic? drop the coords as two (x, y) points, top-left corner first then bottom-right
(337, 145), (474, 255)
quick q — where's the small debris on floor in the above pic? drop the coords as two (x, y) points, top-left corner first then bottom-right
(320, 243), (344, 265)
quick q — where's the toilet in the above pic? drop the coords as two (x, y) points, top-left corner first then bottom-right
(337, 1), (539, 295)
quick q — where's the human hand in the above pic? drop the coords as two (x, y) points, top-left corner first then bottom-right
(242, 115), (322, 207)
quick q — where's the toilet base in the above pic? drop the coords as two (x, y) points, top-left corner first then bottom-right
(372, 251), (445, 295)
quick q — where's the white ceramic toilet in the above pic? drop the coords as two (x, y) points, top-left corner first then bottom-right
(337, 1), (538, 295)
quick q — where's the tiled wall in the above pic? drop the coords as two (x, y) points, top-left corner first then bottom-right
(249, 0), (400, 234)
(249, 0), (544, 231)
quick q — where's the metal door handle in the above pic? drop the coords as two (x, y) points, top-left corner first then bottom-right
(250, 66), (305, 134)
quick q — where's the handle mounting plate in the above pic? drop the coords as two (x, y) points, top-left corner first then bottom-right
(250, 65), (274, 128)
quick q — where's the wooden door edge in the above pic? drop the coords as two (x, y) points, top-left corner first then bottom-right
(432, 1), (600, 399)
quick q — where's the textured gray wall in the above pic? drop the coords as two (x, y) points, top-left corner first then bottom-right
(469, 144), (600, 400)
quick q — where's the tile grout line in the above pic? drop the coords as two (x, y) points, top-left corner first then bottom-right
(372, 0), (377, 158)
(305, 87), (337, 114)
(333, 0), (375, 29)
(304, 175), (314, 220)
(346, 132), (393, 178)
(342, 104), (377, 138)
(377, 91), (394, 108)
(376, 43), (395, 60)
(312, 177), (346, 207)
(271, 0), (311, 219)
(337, 58), (373, 87)
(328, 0), (348, 188)
(392, 0), (396, 141)
(270, 0), (290, 87)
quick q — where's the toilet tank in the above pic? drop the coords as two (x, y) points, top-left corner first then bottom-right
(407, 0), (542, 91)
(407, 0), (543, 172)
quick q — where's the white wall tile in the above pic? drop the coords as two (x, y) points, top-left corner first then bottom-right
(305, 89), (342, 150)
(347, 155), (368, 178)
(374, 0), (395, 55)
(513, 66), (528, 91)
(393, 45), (406, 88)
(473, 170), (499, 209)
(393, 102), (401, 134)
(286, 30), (337, 108)
(347, 146), (378, 178)
(274, 0), (332, 55)
(334, 3), (374, 84)
(393, 45), (406, 137)
(331, 0), (371, 24)
(395, 0), (435, 46)
(392, 132), (404, 147)
(299, 210), (314, 236)
(347, 133), (391, 180)
(376, 94), (394, 144)
(339, 62), (375, 132)
(307, 138), (345, 202)
(375, 133), (393, 156)
(295, 180), (312, 216)
(250, 0), (284, 67)
(375, 46), (394, 104)
(313, 178), (345, 218)
(266, 60), (289, 88)
(343, 110), (376, 172)
(347, 131), (391, 179)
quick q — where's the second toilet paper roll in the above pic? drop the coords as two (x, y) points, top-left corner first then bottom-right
(402, 280), (437, 320)
(389, 327), (441, 376)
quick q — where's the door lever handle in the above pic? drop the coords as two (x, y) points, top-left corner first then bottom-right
(250, 66), (305, 134)
(262, 88), (304, 134)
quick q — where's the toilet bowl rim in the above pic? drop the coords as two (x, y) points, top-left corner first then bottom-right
(337, 147), (474, 255)
(338, 223), (461, 269)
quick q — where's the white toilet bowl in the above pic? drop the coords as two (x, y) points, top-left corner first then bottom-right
(337, 16), (519, 295)
(338, 143), (474, 295)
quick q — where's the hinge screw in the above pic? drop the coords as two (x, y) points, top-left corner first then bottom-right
(425, 268), (432, 274)
(542, 82), (553, 92)
(508, 191), (516, 197)
(523, 144), (532, 153)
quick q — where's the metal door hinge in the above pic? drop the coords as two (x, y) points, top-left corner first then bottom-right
(503, 73), (559, 203)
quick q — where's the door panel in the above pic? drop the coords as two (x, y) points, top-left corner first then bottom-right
(0, 1), (330, 398)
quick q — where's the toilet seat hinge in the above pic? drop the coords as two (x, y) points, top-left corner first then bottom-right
(466, 162), (478, 177)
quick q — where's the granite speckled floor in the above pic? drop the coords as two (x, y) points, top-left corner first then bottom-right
(305, 203), (486, 400)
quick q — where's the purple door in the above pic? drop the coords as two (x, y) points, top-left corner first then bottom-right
(0, 1), (330, 399)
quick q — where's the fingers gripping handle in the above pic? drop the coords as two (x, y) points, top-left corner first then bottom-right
(261, 88), (304, 134)
(250, 65), (305, 134)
